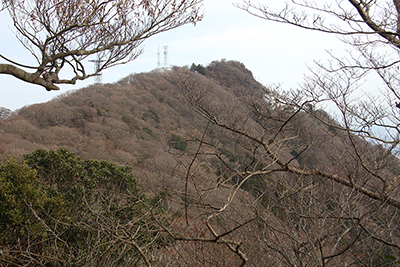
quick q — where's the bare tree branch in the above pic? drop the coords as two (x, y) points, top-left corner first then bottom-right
(0, 0), (204, 90)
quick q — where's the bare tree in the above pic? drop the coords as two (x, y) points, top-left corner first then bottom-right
(0, 107), (12, 120)
(231, 0), (400, 207)
(236, 0), (400, 142)
(0, 0), (203, 91)
(166, 55), (400, 265)
(154, 0), (400, 265)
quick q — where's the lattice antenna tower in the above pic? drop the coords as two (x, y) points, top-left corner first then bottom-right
(89, 56), (105, 84)
(157, 45), (161, 69)
(163, 45), (169, 68)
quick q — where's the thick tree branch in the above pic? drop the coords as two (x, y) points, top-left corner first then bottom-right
(1, 0), (204, 90)
(0, 63), (60, 90)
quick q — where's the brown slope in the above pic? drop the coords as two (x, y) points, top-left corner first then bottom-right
(1, 60), (400, 266)
(1, 60), (399, 182)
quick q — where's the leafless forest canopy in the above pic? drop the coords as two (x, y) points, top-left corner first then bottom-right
(1, 60), (400, 266)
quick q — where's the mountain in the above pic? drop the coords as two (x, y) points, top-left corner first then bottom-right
(0, 61), (268, 189)
(1, 60), (399, 266)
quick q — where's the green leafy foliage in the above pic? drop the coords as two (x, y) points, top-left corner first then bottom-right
(218, 147), (237, 162)
(122, 115), (133, 124)
(142, 126), (154, 137)
(189, 63), (206, 75)
(148, 108), (160, 123)
(1, 148), (164, 266)
(122, 115), (141, 131)
(196, 64), (206, 75)
(190, 63), (197, 72)
(290, 149), (303, 164)
(381, 252), (400, 266)
(0, 159), (65, 245)
(169, 134), (187, 151)
(142, 108), (160, 123)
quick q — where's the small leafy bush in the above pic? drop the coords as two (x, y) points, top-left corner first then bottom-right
(169, 134), (187, 151)
(218, 147), (237, 162)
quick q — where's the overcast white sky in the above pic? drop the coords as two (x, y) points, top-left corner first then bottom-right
(0, 0), (344, 111)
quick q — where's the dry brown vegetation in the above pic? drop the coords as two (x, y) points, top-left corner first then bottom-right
(1, 60), (400, 266)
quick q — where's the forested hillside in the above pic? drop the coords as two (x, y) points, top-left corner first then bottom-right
(1, 60), (400, 266)
(0, 61), (270, 192)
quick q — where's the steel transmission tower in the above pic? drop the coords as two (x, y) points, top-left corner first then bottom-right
(156, 44), (170, 71)
(163, 45), (169, 68)
(157, 45), (161, 69)
(89, 57), (105, 84)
